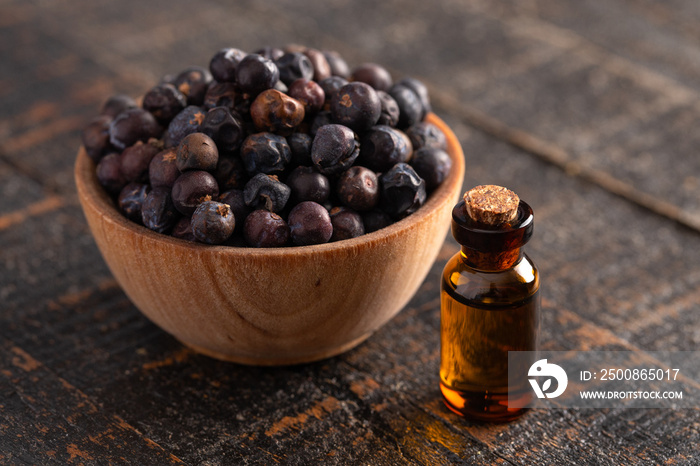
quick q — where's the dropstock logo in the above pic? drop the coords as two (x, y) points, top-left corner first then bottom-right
(528, 359), (568, 399)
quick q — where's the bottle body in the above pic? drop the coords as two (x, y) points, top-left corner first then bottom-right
(440, 198), (540, 422)
(440, 251), (539, 421)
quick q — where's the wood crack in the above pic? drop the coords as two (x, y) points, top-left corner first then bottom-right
(427, 88), (700, 233)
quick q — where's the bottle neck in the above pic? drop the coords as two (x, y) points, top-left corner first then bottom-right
(460, 246), (523, 271)
(451, 199), (534, 272)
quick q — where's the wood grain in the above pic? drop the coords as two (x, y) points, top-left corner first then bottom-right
(3, 0), (700, 463)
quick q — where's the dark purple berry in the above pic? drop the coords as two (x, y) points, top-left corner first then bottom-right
(164, 106), (206, 148)
(203, 82), (248, 114)
(288, 78), (325, 116)
(149, 148), (180, 188)
(109, 108), (162, 151)
(376, 91), (400, 127)
(209, 47), (247, 83)
(90, 45), (439, 246)
(303, 48), (331, 82)
(171, 216), (196, 241)
(311, 124), (360, 176)
(288, 201), (333, 246)
(379, 163), (426, 219)
(405, 122), (446, 151)
(174, 66), (213, 106)
(362, 209), (392, 233)
(286, 166), (331, 204)
(118, 182), (151, 223)
(214, 155), (248, 191)
(358, 125), (411, 172)
(244, 210), (290, 247)
(254, 46), (285, 61)
(142, 83), (187, 123)
(322, 50), (350, 79)
(96, 152), (127, 194)
(235, 54), (279, 96)
(199, 106), (245, 155)
(191, 201), (236, 244)
(141, 187), (180, 233)
(219, 189), (251, 233)
(318, 76), (348, 106)
(351, 63), (393, 91)
(275, 52), (314, 86)
(330, 207), (364, 241)
(82, 115), (112, 162)
(100, 94), (137, 118)
(240, 132), (291, 176)
(388, 84), (424, 129)
(243, 173), (291, 212)
(171, 170), (219, 216)
(176, 132), (219, 172)
(287, 132), (313, 166)
(410, 147), (452, 191)
(336, 166), (379, 211)
(250, 89), (305, 134)
(330, 82), (381, 132)
(396, 77), (431, 115)
(120, 140), (161, 183)
(396, 129), (414, 161)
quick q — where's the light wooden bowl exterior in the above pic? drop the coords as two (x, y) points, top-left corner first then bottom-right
(75, 113), (465, 365)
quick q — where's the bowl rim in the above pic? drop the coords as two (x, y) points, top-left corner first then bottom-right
(75, 112), (465, 257)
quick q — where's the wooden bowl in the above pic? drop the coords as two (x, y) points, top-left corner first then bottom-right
(75, 113), (465, 365)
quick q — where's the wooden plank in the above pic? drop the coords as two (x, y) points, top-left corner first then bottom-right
(0, 161), (50, 217)
(0, 204), (113, 312)
(0, 339), (184, 464)
(0, 110), (695, 464)
(454, 125), (700, 339)
(1, 0), (698, 464)
(345, 297), (700, 464)
(452, 0), (700, 226)
(0, 195), (64, 231)
(494, 0), (700, 90)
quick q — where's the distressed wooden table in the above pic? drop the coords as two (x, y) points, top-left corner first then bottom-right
(1, 0), (699, 464)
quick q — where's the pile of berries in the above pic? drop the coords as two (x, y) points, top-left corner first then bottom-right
(82, 45), (452, 247)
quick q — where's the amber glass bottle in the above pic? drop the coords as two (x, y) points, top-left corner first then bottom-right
(440, 186), (540, 422)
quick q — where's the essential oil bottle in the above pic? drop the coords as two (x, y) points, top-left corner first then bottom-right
(440, 185), (540, 422)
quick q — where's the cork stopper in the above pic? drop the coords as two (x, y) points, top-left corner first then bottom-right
(463, 185), (520, 227)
